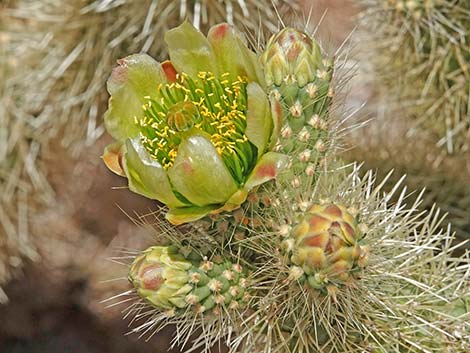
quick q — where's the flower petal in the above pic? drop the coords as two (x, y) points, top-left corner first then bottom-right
(244, 152), (289, 191)
(105, 54), (166, 142)
(102, 142), (126, 176)
(166, 205), (220, 225)
(165, 21), (217, 77)
(167, 132), (238, 207)
(245, 82), (272, 156)
(207, 23), (265, 85)
(268, 94), (283, 149)
(161, 60), (178, 82)
(123, 137), (188, 208)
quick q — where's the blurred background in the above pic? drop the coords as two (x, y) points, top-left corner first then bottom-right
(0, 0), (468, 352)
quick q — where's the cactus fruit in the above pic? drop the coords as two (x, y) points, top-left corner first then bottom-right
(129, 246), (250, 314)
(287, 203), (368, 289)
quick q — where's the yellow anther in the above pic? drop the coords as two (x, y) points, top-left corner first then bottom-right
(139, 70), (251, 167)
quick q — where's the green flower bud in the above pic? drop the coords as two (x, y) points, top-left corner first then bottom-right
(261, 27), (325, 88)
(129, 246), (251, 313)
(129, 246), (193, 309)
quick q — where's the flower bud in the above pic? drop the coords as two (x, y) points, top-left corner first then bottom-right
(289, 204), (368, 290)
(261, 28), (325, 87)
(129, 246), (193, 310)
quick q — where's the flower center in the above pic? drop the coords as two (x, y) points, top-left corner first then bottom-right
(166, 101), (200, 132)
(137, 71), (257, 184)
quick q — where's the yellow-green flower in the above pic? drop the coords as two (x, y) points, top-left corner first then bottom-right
(102, 22), (287, 224)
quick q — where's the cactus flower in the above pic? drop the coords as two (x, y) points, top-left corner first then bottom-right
(102, 22), (287, 224)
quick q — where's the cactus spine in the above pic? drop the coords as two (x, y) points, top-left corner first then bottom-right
(358, 0), (470, 153)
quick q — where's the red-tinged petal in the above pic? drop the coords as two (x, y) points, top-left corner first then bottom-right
(102, 142), (126, 176)
(161, 60), (178, 82)
(244, 152), (289, 191)
(207, 23), (265, 85)
(105, 54), (166, 142)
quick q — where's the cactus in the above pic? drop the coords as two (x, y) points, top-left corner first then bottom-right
(0, 0), (44, 303)
(112, 160), (470, 352)
(99, 21), (470, 353)
(358, 0), (470, 153)
(353, 0), (470, 248)
(261, 27), (334, 181)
